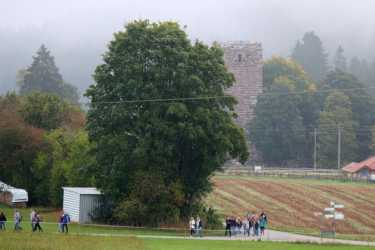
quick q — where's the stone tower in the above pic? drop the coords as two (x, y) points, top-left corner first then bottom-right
(223, 42), (263, 130)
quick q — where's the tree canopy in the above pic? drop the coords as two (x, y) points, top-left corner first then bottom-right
(0, 92), (89, 205)
(251, 57), (318, 165)
(292, 32), (328, 83)
(85, 20), (248, 225)
(318, 91), (358, 168)
(18, 45), (80, 104)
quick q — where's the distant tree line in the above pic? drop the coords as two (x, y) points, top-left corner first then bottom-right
(250, 31), (375, 168)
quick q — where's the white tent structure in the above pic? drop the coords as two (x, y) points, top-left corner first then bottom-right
(0, 181), (28, 206)
(62, 187), (101, 224)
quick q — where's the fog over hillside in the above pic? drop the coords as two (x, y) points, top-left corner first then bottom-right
(1, 0), (374, 95)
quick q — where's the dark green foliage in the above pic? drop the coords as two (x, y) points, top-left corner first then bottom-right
(33, 129), (96, 206)
(321, 70), (375, 160)
(251, 57), (318, 165)
(21, 92), (69, 130)
(18, 45), (80, 104)
(349, 57), (375, 93)
(292, 32), (328, 83)
(86, 20), (248, 226)
(318, 91), (358, 168)
(0, 92), (91, 205)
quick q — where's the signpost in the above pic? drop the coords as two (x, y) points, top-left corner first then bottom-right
(315, 201), (344, 239)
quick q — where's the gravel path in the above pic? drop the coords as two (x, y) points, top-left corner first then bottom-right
(79, 229), (375, 247)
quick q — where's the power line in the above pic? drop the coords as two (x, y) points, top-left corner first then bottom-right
(82, 86), (375, 105)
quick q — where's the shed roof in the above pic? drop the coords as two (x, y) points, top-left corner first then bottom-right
(343, 156), (375, 173)
(62, 187), (101, 195)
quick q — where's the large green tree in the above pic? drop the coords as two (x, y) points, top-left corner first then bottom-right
(85, 20), (248, 225)
(18, 45), (80, 104)
(318, 91), (358, 168)
(292, 31), (329, 83)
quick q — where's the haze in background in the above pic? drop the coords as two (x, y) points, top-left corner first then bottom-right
(1, 0), (374, 95)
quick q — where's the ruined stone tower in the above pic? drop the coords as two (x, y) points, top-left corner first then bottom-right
(223, 42), (263, 130)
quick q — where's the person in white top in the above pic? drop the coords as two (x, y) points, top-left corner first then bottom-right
(30, 209), (36, 231)
(189, 217), (195, 236)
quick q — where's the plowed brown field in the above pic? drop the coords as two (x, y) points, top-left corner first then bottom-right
(206, 175), (375, 237)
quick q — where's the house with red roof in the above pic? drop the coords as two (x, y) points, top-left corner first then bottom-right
(342, 156), (375, 180)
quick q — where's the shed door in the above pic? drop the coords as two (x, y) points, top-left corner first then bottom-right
(79, 194), (100, 224)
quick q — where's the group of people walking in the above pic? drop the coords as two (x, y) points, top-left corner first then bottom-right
(189, 216), (203, 237)
(0, 209), (70, 233)
(225, 211), (268, 238)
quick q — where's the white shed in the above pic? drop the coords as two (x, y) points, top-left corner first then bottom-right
(62, 187), (101, 224)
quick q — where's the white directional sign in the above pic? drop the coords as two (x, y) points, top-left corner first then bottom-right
(325, 214), (334, 219)
(324, 207), (335, 213)
(334, 212), (344, 220)
(334, 204), (344, 209)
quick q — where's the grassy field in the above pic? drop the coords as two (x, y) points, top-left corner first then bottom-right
(1, 176), (375, 243)
(206, 175), (375, 241)
(0, 232), (374, 250)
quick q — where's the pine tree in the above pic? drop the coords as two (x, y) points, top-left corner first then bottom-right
(349, 57), (361, 78)
(19, 45), (79, 104)
(292, 32), (328, 83)
(333, 46), (347, 72)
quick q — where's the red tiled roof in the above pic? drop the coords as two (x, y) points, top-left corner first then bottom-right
(342, 156), (375, 173)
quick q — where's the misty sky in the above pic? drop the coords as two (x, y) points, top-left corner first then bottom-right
(1, 0), (375, 94)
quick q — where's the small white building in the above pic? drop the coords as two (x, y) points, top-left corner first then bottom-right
(62, 187), (102, 224)
(0, 181), (28, 207)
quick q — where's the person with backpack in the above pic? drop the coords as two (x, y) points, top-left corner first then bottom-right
(32, 212), (43, 232)
(259, 212), (268, 237)
(14, 210), (22, 231)
(61, 212), (70, 233)
(195, 216), (203, 237)
(0, 211), (6, 230)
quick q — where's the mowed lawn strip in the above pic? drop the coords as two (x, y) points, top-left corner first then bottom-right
(0, 232), (145, 250)
(0, 232), (374, 250)
(143, 238), (375, 250)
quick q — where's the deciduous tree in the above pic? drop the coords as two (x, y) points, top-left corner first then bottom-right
(85, 20), (248, 225)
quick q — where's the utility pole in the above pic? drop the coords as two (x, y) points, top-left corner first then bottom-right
(314, 128), (317, 171)
(337, 126), (341, 170)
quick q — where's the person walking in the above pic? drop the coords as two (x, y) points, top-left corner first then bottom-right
(61, 212), (70, 233)
(14, 210), (22, 231)
(259, 212), (268, 237)
(242, 216), (249, 236)
(58, 213), (63, 232)
(196, 216), (203, 237)
(32, 212), (43, 232)
(189, 217), (195, 236)
(224, 217), (231, 237)
(30, 209), (36, 231)
(254, 216), (259, 237)
(0, 211), (6, 230)
(248, 213), (255, 236)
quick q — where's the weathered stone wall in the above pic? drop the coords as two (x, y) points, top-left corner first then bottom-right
(223, 42), (263, 130)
